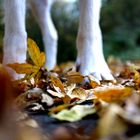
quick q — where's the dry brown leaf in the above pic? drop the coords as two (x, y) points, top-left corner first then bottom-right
(51, 76), (65, 93)
(62, 95), (71, 104)
(66, 72), (84, 84)
(120, 94), (140, 124)
(88, 75), (100, 88)
(70, 87), (87, 100)
(47, 89), (64, 98)
(94, 85), (132, 103)
(66, 84), (76, 96)
(96, 104), (127, 138)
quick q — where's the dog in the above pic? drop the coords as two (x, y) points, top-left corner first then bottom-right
(2, 0), (114, 80)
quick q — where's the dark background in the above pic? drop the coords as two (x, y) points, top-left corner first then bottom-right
(0, 0), (140, 63)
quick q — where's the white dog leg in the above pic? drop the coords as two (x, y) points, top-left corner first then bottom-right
(29, 0), (58, 70)
(3, 0), (27, 79)
(76, 0), (114, 80)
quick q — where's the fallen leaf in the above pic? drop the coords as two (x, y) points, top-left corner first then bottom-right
(51, 105), (96, 122)
(70, 87), (87, 100)
(66, 72), (84, 84)
(87, 75), (100, 88)
(47, 89), (64, 98)
(51, 76), (65, 93)
(49, 104), (71, 114)
(94, 85), (132, 103)
(41, 93), (54, 106)
(62, 95), (71, 104)
(96, 104), (127, 138)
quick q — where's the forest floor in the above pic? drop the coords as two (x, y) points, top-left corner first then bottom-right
(0, 39), (140, 140)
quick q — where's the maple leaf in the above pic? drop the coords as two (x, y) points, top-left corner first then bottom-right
(7, 38), (46, 83)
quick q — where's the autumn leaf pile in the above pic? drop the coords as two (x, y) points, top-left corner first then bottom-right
(1, 39), (140, 140)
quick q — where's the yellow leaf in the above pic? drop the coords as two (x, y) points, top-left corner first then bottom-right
(94, 85), (132, 103)
(27, 38), (45, 67)
(39, 52), (46, 67)
(34, 71), (42, 84)
(7, 63), (38, 74)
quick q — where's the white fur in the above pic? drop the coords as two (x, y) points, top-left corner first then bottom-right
(3, 0), (27, 79)
(29, 0), (58, 70)
(3, 0), (114, 80)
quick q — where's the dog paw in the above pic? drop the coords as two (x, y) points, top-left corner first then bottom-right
(76, 60), (114, 81)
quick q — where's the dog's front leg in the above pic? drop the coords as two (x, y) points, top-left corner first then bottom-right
(76, 0), (114, 80)
(3, 0), (27, 79)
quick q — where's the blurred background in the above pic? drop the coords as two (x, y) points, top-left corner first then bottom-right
(0, 0), (140, 64)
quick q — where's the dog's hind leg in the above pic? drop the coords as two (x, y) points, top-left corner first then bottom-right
(29, 0), (58, 70)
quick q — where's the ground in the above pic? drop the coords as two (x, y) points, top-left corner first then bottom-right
(0, 39), (140, 140)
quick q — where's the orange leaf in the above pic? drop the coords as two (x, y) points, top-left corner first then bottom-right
(49, 104), (71, 114)
(94, 85), (132, 103)
(7, 63), (38, 74)
(62, 95), (71, 104)
(88, 75), (100, 88)
(27, 38), (45, 67)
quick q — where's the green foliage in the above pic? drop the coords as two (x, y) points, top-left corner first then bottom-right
(0, 0), (140, 63)
(101, 0), (140, 60)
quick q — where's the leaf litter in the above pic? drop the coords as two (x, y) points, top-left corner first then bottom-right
(0, 39), (140, 140)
